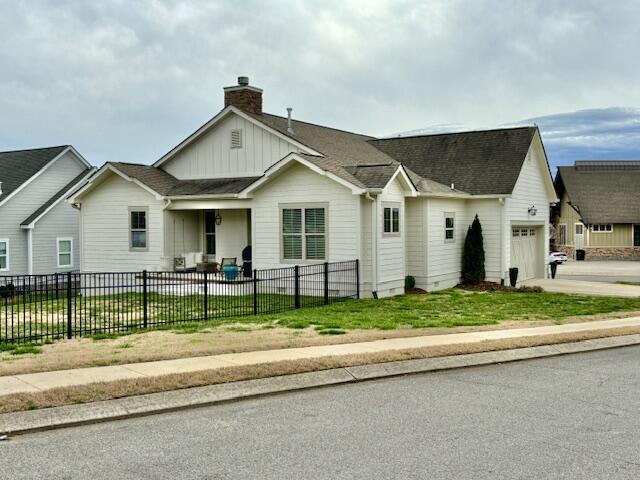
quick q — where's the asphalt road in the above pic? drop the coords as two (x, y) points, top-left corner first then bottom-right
(2, 347), (640, 479)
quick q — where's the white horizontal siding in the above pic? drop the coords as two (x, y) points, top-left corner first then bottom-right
(81, 173), (165, 272)
(251, 163), (360, 269)
(505, 136), (552, 277)
(425, 198), (466, 290)
(376, 178), (405, 296)
(405, 197), (426, 278)
(465, 199), (502, 283)
(162, 114), (301, 180)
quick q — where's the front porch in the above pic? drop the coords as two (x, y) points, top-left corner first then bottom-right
(161, 200), (253, 274)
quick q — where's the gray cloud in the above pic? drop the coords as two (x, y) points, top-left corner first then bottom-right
(1, 0), (640, 167)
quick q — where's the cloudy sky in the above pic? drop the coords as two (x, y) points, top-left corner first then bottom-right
(1, 0), (640, 173)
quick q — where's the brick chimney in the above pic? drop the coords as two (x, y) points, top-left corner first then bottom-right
(224, 76), (263, 115)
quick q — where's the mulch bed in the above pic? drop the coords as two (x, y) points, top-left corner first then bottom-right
(457, 281), (543, 293)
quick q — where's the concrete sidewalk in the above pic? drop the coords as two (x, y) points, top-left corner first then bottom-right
(2, 317), (640, 397)
(522, 278), (640, 297)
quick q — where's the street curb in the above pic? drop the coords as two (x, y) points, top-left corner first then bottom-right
(2, 334), (640, 437)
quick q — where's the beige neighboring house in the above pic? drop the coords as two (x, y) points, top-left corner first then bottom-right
(69, 77), (557, 296)
(553, 161), (640, 260)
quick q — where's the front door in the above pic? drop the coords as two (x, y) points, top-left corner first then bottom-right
(634, 225), (640, 247)
(575, 223), (585, 249)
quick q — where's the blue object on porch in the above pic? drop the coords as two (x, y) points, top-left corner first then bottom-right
(223, 265), (238, 281)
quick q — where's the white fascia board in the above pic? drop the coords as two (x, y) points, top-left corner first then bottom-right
(66, 145), (93, 169)
(68, 164), (164, 203)
(239, 153), (365, 197)
(532, 130), (559, 203)
(21, 168), (97, 229)
(153, 106), (321, 168)
(383, 165), (418, 197)
(166, 193), (239, 200)
(0, 146), (74, 208)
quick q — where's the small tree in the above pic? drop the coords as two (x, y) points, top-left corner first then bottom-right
(461, 214), (485, 284)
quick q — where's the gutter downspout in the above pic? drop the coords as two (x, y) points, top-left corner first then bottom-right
(26, 227), (33, 275)
(499, 197), (506, 285)
(365, 192), (378, 298)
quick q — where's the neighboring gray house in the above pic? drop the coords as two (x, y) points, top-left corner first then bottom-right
(0, 146), (94, 275)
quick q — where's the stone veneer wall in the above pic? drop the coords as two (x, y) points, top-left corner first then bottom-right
(556, 245), (640, 260)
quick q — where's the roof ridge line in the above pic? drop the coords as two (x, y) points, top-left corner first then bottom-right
(373, 125), (537, 141)
(0, 145), (69, 155)
(260, 112), (375, 139)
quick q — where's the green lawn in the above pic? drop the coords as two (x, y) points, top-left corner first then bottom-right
(616, 281), (640, 286)
(169, 289), (640, 334)
(3, 289), (640, 343)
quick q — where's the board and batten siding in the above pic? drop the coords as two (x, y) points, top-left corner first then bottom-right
(162, 114), (301, 180)
(251, 163), (360, 270)
(587, 224), (633, 247)
(81, 173), (165, 272)
(556, 191), (581, 246)
(163, 210), (201, 266)
(0, 150), (86, 275)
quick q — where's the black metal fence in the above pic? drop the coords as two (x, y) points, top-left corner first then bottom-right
(0, 260), (359, 345)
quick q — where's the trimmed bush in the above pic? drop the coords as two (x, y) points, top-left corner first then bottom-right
(462, 214), (486, 285)
(404, 275), (416, 290)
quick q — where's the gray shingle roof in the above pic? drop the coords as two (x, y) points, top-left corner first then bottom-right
(21, 168), (94, 226)
(0, 146), (69, 201)
(370, 127), (538, 195)
(108, 162), (259, 197)
(250, 112), (459, 194)
(556, 162), (640, 224)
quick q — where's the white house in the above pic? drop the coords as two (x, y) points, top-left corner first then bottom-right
(0, 146), (95, 275)
(69, 77), (557, 296)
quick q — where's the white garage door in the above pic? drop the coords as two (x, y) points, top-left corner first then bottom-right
(511, 227), (540, 281)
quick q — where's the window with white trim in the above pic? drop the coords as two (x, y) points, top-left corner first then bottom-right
(591, 224), (613, 233)
(575, 223), (584, 235)
(383, 206), (400, 234)
(204, 210), (216, 255)
(57, 238), (73, 268)
(129, 208), (148, 251)
(444, 214), (455, 242)
(0, 239), (8, 271)
(230, 129), (242, 149)
(281, 206), (326, 261)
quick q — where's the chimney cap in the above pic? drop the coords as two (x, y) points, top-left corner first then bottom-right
(238, 76), (249, 86)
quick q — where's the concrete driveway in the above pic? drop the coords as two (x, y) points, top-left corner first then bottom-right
(522, 278), (640, 297)
(557, 260), (640, 283)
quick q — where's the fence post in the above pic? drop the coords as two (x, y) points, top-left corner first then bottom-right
(203, 270), (208, 320)
(294, 265), (300, 309)
(55, 273), (59, 301)
(252, 269), (258, 315)
(323, 262), (329, 305)
(142, 270), (148, 328)
(355, 259), (360, 299)
(66, 271), (72, 339)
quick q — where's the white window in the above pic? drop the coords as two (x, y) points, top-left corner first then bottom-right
(444, 214), (455, 242)
(383, 205), (400, 234)
(129, 208), (148, 251)
(529, 229), (536, 236)
(204, 210), (216, 255)
(0, 239), (8, 271)
(281, 205), (326, 261)
(512, 228), (520, 237)
(230, 129), (242, 149)
(592, 224), (613, 233)
(575, 223), (584, 235)
(558, 224), (567, 245)
(521, 229), (528, 237)
(57, 238), (73, 268)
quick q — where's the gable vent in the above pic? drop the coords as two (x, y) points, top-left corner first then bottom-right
(230, 129), (242, 149)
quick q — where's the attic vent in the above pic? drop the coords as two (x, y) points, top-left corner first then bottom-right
(230, 129), (242, 149)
